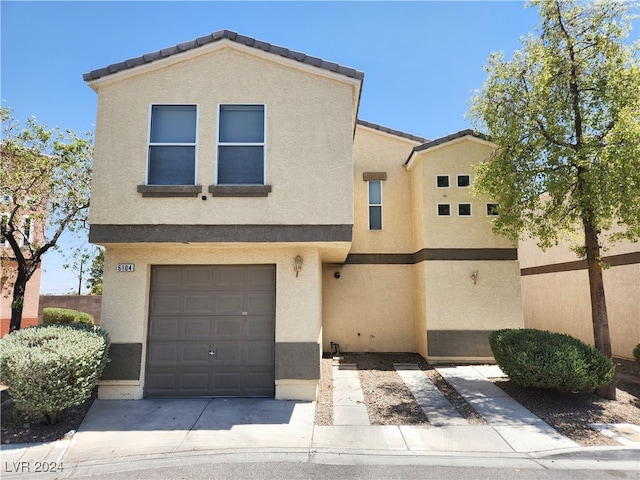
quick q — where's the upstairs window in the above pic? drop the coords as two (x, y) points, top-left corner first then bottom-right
(458, 203), (472, 216)
(368, 181), (382, 230)
(457, 174), (470, 187)
(486, 203), (500, 216)
(436, 175), (450, 188)
(148, 105), (197, 185)
(217, 105), (265, 185)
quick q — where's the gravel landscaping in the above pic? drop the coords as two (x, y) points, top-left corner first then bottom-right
(314, 352), (640, 447)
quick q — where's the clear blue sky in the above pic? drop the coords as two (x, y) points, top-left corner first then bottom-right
(2, 1), (541, 294)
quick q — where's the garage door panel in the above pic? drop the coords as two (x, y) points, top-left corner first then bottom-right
(184, 267), (214, 287)
(246, 292), (276, 314)
(148, 343), (179, 363)
(181, 372), (209, 391)
(183, 294), (213, 314)
(149, 317), (181, 338)
(151, 295), (181, 314)
(216, 294), (244, 314)
(216, 267), (246, 287)
(152, 268), (182, 288)
(183, 317), (211, 337)
(248, 267), (276, 287)
(213, 317), (243, 337)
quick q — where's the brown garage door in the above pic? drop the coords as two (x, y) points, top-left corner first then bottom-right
(145, 265), (275, 397)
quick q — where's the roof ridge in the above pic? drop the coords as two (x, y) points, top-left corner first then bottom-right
(357, 119), (427, 143)
(404, 129), (492, 165)
(83, 29), (365, 82)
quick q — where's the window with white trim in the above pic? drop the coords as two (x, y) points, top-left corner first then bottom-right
(458, 203), (472, 216)
(436, 175), (450, 188)
(437, 203), (451, 216)
(486, 203), (499, 216)
(368, 180), (382, 230)
(148, 105), (197, 185)
(217, 105), (265, 185)
(457, 174), (470, 187)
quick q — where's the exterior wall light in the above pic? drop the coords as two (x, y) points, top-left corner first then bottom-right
(471, 270), (478, 285)
(294, 255), (303, 277)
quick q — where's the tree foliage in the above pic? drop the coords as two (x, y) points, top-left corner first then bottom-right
(469, 0), (640, 248)
(1, 107), (93, 331)
(468, 0), (640, 399)
(86, 247), (104, 295)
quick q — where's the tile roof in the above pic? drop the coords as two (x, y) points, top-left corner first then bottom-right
(404, 129), (492, 165)
(356, 120), (427, 143)
(83, 29), (365, 82)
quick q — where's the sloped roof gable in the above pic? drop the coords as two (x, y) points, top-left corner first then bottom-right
(83, 29), (365, 83)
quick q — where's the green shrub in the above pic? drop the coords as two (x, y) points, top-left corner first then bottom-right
(633, 343), (640, 369)
(488, 328), (615, 393)
(42, 307), (94, 326)
(0, 325), (110, 424)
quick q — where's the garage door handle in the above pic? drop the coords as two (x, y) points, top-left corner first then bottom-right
(208, 350), (215, 356)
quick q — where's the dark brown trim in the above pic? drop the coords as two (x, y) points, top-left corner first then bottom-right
(275, 342), (320, 380)
(427, 330), (493, 357)
(89, 224), (352, 244)
(416, 248), (518, 262)
(362, 172), (387, 182)
(100, 343), (142, 381)
(521, 252), (640, 276)
(345, 253), (415, 264)
(345, 248), (518, 265)
(208, 185), (272, 197)
(137, 185), (202, 197)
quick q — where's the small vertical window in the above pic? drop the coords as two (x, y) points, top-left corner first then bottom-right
(368, 181), (382, 230)
(437, 203), (451, 216)
(148, 105), (197, 186)
(457, 175), (470, 187)
(486, 203), (499, 216)
(20, 217), (32, 246)
(458, 203), (472, 216)
(436, 175), (450, 188)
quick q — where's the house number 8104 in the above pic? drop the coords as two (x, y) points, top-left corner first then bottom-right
(117, 263), (135, 272)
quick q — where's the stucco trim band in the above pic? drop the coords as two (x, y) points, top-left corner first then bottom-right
(346, 248), (518, 264)
(100, 343), (142, 381)
(274, 342), (320, 380)
(427, 330), (493, 357)
(89, 224), (353, 243)
(520, 251), (640, 276)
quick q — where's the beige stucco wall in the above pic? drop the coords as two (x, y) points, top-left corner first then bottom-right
(89, 43), (357, 227)
(519, 237), (640, 359)
(98, 243), (326, 400)
(322, 264), (416, 353)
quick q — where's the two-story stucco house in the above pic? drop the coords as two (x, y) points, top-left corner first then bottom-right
(84, 30), (523, 401)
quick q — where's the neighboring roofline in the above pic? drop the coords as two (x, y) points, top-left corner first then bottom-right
(83, 29), (365, 83)
(356, 120), (427, 143)
(404, 129), (492, 166)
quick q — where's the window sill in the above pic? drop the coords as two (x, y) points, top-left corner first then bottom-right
(208, 185), (272, 197)
(137, 185), (202, 197)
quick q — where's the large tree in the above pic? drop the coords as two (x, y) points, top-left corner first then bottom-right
(469, 0), (640, 399)
(1, 107), (93, 332)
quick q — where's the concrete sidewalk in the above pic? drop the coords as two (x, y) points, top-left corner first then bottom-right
(2, 366), (639, 478)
